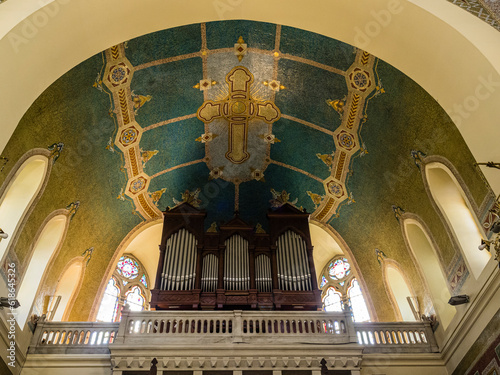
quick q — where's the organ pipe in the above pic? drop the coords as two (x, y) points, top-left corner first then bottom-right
(161, 229), (197, 291)
(255, 254), (272, 292)
(201, 254), (218, 292)
(224, 235), (249, 290)
(276, 230), (311, 291)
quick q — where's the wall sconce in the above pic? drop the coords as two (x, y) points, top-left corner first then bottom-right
(0, 228), (8, 242)
(0, 297), (20, 309)
(448, 295), (470, 306)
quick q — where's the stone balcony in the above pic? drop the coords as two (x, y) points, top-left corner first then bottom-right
(25, 309), (439, 374)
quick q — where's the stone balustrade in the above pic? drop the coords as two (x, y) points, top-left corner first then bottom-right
(354, 321), (439, 353)
(28, 310), (438, 354)
(113, 309), (356, 346)
(28, 319), (119, 354)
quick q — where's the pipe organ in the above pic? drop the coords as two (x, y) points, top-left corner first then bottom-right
(151, 203), (321, 310)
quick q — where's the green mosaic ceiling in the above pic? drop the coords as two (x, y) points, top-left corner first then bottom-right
(92, 21), (379, 229)
(0, 20), (491, 321)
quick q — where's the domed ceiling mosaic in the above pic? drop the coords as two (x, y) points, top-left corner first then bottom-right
(98, 21), (375, 228)
(0, 20), (492, 321)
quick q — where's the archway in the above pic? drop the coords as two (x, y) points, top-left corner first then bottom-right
(16, 214), (68, 325)
(0, 154), (49, 262)
(425, 162), (490, 279)
(384, 263), (417, 321)
(49, 260), (84, 321)
(90, 220), (162, 321)
(403, 219), (456, 329)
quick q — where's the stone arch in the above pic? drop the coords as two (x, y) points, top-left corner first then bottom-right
(421, 157), (490, 279)
(16, 209), (71, 325)
(310, 220), (378, 321)
(381, 259), (418, 321)
(401, 216), (456, 329)
(48, 256), (87, 321)
(89, 219), (162, 321)
(0, 149), (52, 263)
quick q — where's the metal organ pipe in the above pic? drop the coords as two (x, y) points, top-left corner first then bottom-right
(276, 239), (285, 290)
(277, 236), (285, 290)
(289, 232), (299, 290)
(255, 254), (272, 292)
(291, 233), (303, 291)
(161, 229), (197, 291)
(276, 231), (311, 291)
(201, 254), (218, 292)
(172, 231), (182, 290)
(278, 235), (286, 290)
(298, 235), (312, 290)
(284, 233), (293, 290)
(224, 235), (249, 290)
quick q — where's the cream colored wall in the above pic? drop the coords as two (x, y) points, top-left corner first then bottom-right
(1, 0), (500, 194)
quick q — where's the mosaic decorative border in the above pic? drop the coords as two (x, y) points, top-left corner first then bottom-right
(447, 0), (500, 31)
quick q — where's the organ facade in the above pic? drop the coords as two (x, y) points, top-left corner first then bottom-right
(150, 203), (322, 311)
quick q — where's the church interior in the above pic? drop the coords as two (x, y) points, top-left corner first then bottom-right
(0, 1), (500, 374)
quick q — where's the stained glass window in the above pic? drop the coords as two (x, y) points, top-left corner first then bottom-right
(125, 285), (146, 311)
(320, 276), (328, 288)
(140, 274), (147, 288)
(116, 256), (139, 279)
(348, 279), (370, 322)
(96, 254), (150, 322)
(323, 287), (342, 312)
(328, 258), (350, 280)
(96, 277), (120, 322)
(321, 255), (371, 322)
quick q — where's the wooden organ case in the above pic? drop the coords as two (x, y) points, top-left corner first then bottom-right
(150, 203), (322, 310)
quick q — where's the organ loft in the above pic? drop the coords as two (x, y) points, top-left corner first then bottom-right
(150, 202), (322, 311)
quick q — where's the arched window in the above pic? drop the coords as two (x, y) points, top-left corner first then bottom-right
(125, 285), (146, 311)
(0, 154), (49, 262)
(96, 254), (150, 322)
(320, 256), (371, 322)
(16, 213), (68, 325)
(404, 219), (456, 329)
(384, 264), (417, 321)
(48, 260), (84, 321)
(425, 162), (490, 278)
(347, 279), (371, 322)
(97, 277), (121, 322)
(323, 287), (342, 312)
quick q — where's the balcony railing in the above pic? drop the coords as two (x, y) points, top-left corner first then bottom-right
(354, 321), (439, 353)
(112, 309), (356, 346)
(28, 310), (438, 354)
(28, 320), (119, 354)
